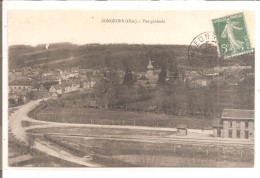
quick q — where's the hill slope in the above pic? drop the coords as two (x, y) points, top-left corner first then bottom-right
(9, 43), (254, 71)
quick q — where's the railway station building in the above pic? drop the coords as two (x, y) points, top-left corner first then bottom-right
(176, 124), (188, 136)
(212, 109), (254, 139)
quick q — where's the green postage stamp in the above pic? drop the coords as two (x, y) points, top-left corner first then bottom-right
(212, 13), (252, 58)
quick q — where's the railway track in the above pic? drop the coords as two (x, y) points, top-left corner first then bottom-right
(40, 132), (254, 149)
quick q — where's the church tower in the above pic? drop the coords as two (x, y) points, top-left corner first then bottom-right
(146, 58), (154, 80)
(147, 58), (153, 70)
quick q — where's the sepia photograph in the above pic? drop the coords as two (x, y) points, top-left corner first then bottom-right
(4, 7), (257, 169)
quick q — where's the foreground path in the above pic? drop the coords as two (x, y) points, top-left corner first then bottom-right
(9, 99), (101, 167)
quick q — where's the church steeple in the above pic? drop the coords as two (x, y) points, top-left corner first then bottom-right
(147, 58), (153, 70)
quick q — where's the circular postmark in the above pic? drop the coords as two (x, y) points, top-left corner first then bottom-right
(188, 32), (219, 70)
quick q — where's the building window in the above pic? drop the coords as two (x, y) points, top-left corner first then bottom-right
(228, 130), (232, 138)
(245, 122), (248, 129)
(236, 130), (240, 138)
(229, 121), (232, 128)
(236, 122), (240, 128)
(245, 131), (249, 139)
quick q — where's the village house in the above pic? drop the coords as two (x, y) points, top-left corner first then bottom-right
(71, 80), (81, 91)
(69, 73), (79, 78)
(136, 72), (146, 80)
(60, 72), (70, 80)
(189, 76), (210, 87)
(146, 80), (157, 89)
(212, 109), (254, 139)
(51, 92), (59, 99)
(49, 84), (63, 94)
(62, 81), (73, 93)
(82, 80), (96, 90)
(71, 67), (80, 73)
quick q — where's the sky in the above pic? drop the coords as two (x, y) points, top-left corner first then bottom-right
(8, 10), (255, 46)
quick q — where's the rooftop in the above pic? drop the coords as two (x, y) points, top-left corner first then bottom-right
(222, 109), (254, 120)
(176, 124), (187, 129)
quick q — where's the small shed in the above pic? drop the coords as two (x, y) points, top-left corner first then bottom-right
(89, 100), (97, 108)
(176, 124), (188, 136)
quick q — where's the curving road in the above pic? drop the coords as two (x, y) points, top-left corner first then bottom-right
(9, 99), (101, 167)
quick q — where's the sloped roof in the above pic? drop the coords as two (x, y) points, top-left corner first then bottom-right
(52, 92), (59, 96)
(222, 109), (254, 120)
(54, 84), (63, 90)
(176, 124), (187, 129)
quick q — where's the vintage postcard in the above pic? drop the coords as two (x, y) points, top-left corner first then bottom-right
(2, 3), (260, 177)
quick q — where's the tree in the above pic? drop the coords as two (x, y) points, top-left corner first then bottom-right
(173, 66), (179, 81)
(93, 68), (121, 109)
(124, 66), (133, 85)
(158, 66), (167, 85)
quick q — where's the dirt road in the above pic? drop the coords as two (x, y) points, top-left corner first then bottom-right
(9, 99), (100, 167)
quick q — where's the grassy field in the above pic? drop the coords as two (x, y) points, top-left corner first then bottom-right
(108, 155), (253, 167)
(33, 127), (175, 136)
(39, 132), (254, 167)
(37, 107), (212, 129)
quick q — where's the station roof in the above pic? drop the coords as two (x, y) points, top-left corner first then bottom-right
(222, 109), (254, 120)
(176, 124), (187, 129)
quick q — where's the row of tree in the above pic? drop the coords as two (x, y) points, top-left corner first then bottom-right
(91, 63), (254, 119)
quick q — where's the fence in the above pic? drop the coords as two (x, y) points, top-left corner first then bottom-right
(37, 112), (212, 129)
